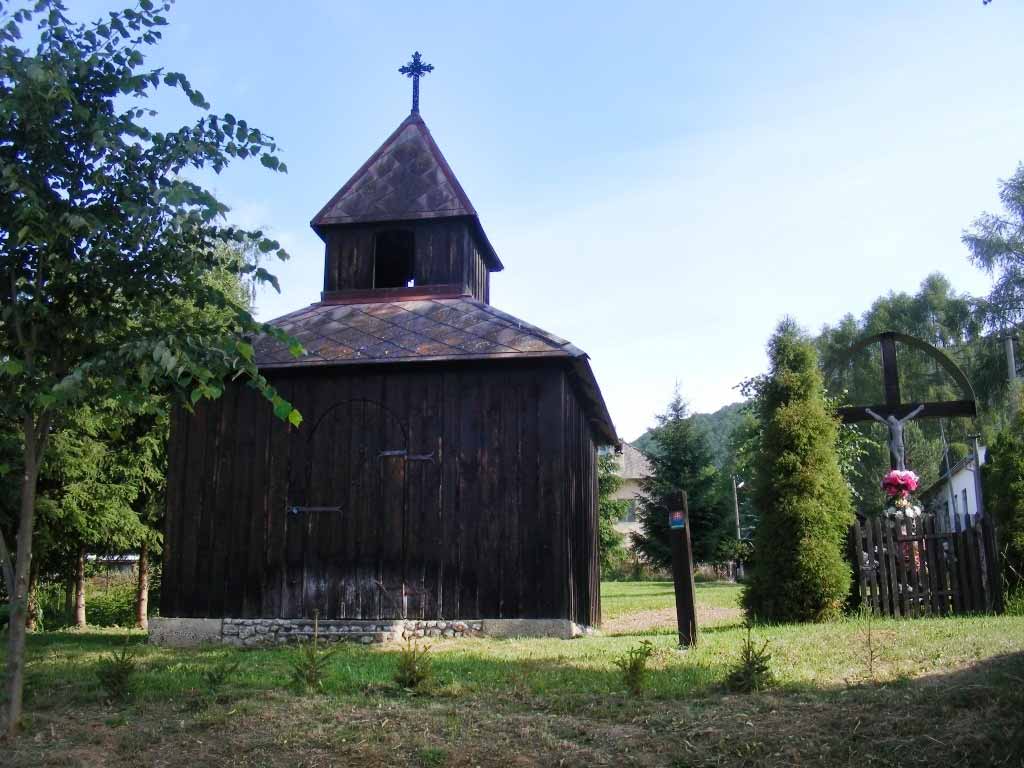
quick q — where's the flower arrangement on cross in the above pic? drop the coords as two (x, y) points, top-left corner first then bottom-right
(881, 469), (923, 518)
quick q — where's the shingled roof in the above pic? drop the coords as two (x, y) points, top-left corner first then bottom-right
(617, 443), (653, 480)
(254, 295), (616, 444)
(310, 113), (502, 270)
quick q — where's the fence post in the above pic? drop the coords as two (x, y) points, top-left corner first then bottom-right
(669, 491), (698, 648)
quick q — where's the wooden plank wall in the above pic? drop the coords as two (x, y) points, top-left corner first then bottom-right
(324, 218), (490, 302)
(563, 381), (600, 627)
(852, 514), (1001, 617)
(161, 361), (601, 625)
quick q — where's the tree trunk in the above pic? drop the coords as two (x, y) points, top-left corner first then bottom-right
(4, 412), (47, 738)
(135, 542), (149, 631)
(74, 547), (86, 629)
(25, 566), (38, 632)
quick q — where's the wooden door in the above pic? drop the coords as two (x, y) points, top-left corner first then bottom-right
(282, 398), (443, 620)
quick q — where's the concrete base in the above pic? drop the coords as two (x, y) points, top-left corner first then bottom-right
(149, 617), (222, 648)
(149, 617), (590, 647)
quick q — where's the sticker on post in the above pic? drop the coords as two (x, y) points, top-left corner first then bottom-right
(669, 510), (685, 529)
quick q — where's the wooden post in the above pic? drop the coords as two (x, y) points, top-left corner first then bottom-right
(669, 491), (698, 648)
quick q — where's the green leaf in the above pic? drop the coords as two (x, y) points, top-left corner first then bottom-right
(287, 409), (303, 428)
(272, 396), (292, 421)
(190, 387), (203, 405)
(236, 341), (254, 362)
(0, 359), (25, 376)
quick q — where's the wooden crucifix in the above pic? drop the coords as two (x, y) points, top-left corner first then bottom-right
(835, 332), (978, 469)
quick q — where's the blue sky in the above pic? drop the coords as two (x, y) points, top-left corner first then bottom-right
(76, 1), (1024, 440)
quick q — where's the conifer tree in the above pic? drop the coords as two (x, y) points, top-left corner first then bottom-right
(743, 320), (854, 623)
(632, 389), (719, 567)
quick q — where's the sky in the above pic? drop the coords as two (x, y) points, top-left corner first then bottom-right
(72, 0), (1024, 440)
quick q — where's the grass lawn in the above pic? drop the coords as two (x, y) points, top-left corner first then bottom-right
(3, 582), (1023, 767)
(602, 580), (743, 620)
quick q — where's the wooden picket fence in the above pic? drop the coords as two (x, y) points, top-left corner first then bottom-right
(851, 513), (1002, 617)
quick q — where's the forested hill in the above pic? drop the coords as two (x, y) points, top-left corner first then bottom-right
(631, 401), (746, 468)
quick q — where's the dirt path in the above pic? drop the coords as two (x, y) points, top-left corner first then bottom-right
(602, 604), (743, 634)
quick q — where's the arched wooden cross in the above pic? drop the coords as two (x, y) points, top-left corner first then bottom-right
(834, 331), (978, 469)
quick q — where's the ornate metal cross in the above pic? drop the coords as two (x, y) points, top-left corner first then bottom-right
(399, 51), (434, 114)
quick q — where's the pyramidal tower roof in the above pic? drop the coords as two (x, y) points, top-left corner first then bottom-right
(311, 113), (502, 270)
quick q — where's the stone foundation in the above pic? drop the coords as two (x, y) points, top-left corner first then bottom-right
(221, 618), (483, 647)
(149, 617), (586, 648)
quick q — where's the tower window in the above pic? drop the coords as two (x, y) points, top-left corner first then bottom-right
(373, 230), (415, 288)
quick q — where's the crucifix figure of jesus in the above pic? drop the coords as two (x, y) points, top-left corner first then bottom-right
(399, 51), (434, 114)
(864, 404), (925, 471)
(834, 332), (977, 471)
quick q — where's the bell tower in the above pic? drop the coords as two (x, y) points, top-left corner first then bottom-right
(310, 53), (502, 304)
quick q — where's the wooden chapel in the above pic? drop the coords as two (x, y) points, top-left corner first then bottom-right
(160, 54), (616, 628)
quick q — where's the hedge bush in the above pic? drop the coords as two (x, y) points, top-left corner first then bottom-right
(742, 320), (854, 623)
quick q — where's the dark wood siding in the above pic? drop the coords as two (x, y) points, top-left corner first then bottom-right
(324, 217), (489, 302)
(161, 360), (600, 625)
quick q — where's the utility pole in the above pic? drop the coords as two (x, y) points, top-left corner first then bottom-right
(732, 475), (744, 580)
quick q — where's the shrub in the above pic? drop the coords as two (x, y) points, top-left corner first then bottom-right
(598, 452), (629, 574)
(984, 404), (1024, 588)
(1005, 583), (1024, 617)
(417, 746), (448, 768)
(96, 641), (137, 702)
(204, 659), (241, 696)
(85, 581), (137, 627)
(725, 625), (775, 693)
(289, 616), (336, 692)
(394, 640), (434, 692)
(742, 320), (854, 623)
(613, 640), (656, 696)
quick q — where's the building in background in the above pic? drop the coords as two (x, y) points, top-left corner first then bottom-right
(921, 446), (987, 532)
(611, 443), (652, 546)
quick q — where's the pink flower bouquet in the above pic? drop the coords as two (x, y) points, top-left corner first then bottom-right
(881, 469), (919, 498)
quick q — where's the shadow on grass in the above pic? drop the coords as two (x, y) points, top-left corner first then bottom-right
(17, 627), (1024, 717)
(9, 640), (1023, 768)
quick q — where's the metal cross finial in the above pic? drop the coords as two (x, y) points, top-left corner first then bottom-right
(398, 51), (434, 114)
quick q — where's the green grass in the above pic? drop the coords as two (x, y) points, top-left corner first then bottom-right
(601, 579), (743, 619)
(4, 582), (1024, 767)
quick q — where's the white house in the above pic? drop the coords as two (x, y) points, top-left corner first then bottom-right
(921, 447), (987, 532)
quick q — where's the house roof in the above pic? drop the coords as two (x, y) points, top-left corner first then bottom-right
(920, 447), (987, 501)
(310, 113), (502, 271)
(617, 443), (653, 480)
(253, 294), (616, 444)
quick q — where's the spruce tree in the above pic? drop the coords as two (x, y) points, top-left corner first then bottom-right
(743, 320), (854, 623)
(632, 389), (719, 568)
